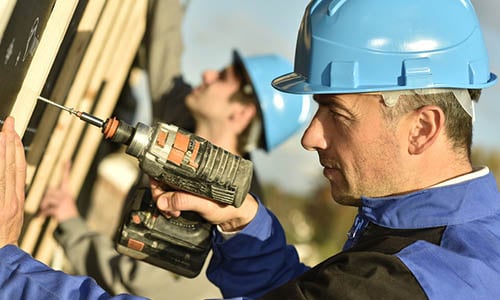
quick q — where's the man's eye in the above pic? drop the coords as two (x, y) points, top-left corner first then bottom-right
(219, 69), (227, 80)
(329, 110), (346, 119)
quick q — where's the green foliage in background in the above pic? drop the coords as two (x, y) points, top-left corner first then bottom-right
(263, 176), (357, 265)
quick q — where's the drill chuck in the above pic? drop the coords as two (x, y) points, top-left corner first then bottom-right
(102, 117), (136, 145)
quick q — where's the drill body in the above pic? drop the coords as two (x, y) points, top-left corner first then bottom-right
(104, 118), (253, 277)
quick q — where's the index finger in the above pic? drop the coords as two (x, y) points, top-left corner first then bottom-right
(0, 131), (6, 209)
(0, 116), (25, 211)
(59, 160), (72, 189)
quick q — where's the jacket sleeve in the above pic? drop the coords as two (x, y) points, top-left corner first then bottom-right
(0, 245), (145, 299)
(53, 217), (188, 298)
(207, 200), (309, 299)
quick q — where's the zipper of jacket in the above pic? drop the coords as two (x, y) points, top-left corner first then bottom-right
(343, 214), (368, 250)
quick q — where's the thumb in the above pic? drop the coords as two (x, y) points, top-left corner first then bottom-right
(157, 191), (213, 213)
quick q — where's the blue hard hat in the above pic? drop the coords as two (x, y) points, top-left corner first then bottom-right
(273, 0), (497, 94)
(234, 50), (312, 152)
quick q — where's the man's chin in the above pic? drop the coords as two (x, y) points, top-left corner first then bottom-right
(330, 190), (361, 207)
(185, 95), (196, 109)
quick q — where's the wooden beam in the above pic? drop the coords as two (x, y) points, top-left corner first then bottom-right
(35, 0), (148, 264)
(24, 0), (96, 183)
(0, 0), (17, 42)
(10, 0), (79, 136)
(20, 0), (115, 254)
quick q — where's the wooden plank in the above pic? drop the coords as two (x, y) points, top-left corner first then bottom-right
(20, 0), (119, 254)
(35, 0), (147, 264)
(71, 0), (145, 192)
(24, 0), (91, 177)
(10, 0), (78, 136)
(33, 0), (136, 263)
(0, 0), (17, 42)
(22, 0), (118, 216)
(0, 0), (57, 122)
(54, 0), (136, 189)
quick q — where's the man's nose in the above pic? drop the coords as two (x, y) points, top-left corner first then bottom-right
(202, 70), (218, 85)
(301, 116), (327, 151)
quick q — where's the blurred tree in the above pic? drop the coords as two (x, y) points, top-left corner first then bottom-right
(304, 179), (357, 263)
(472, 147), (500, 185)
(263, 176), (357, 265)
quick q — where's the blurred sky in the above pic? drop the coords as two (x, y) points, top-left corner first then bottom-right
(181, 0), (500, 195)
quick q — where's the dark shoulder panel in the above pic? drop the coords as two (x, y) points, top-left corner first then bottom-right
(261, 224), (444, 299)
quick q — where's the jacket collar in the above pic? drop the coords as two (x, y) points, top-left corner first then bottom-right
(360, 167), (500, 229)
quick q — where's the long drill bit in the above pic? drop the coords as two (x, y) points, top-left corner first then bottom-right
(37, 96), (105, 128)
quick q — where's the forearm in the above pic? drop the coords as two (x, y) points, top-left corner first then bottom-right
(208, 200), (309, 299)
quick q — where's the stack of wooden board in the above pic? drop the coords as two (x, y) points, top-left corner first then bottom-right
(0, 0), (147, 266)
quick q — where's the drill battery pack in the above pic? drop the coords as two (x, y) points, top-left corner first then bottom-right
(115, 183), (212, 278)
(112, 121), (253, 278)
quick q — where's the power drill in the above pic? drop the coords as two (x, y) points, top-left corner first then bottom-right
(38, 96), (253, 277)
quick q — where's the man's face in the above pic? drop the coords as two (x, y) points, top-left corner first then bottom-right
(186, 65), (241, 122)
(301, 93), (408, 206)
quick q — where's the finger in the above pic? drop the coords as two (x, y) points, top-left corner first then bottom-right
(149, 177), (160, 189)
(39, 190), (55, 210)
(156, 192), (171, 210)
(4, 117), (25, 215)
(1, 116), (14, 132)
(0, 117), (16, 207)
(157, 191), (217, 213)
(166, 211), (181, 218)
(150, 179), (166, 199)
(14, 131), (26, 207)
(59, 160), (72, 189)
(159, 210), (180, 219)
(0, 132), (6, 209)
(0, 117), (13, 207)
(37, 203), (56, 217)
(4, 117), (17, 213)
(37, 197), (60, 217)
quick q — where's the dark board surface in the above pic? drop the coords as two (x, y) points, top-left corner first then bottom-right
(0, 0), (57, 120)
(25, 0), (89, 165)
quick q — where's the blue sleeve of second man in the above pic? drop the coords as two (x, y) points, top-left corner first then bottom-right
(0, 245), (146, 300)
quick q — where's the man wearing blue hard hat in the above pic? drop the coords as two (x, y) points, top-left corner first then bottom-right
(150, 0), (500, 299)
(0, 1), (499, 300)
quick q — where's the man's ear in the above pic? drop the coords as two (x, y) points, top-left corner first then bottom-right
(408, 105), (445, 155)
(229, 103), (257, 134)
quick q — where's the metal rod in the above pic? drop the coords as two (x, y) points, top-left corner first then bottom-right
(37, 96), (105, 129)
(37, 96), (77, 115)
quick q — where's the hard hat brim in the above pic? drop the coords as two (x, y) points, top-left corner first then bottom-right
(273, 71), (498, 95)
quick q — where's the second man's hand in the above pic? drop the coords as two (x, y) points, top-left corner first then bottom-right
(38, 161), (79, 223)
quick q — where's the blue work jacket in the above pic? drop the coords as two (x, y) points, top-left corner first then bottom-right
(207, 167), (500, 299)
(0, 168), (499, 299)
